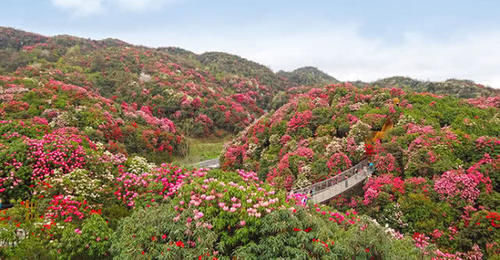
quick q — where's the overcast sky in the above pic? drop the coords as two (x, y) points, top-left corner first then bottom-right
(1, 0), (500, 88)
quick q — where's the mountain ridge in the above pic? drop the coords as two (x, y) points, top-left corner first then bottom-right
(2, 26), (498, 98)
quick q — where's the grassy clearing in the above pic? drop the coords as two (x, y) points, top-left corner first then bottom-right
(171, 135), (233, 167)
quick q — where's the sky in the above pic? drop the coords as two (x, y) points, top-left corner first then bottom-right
(1, 0), (500, 87)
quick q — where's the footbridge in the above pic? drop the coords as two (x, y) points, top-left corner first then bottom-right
(291, 159), (373, 203)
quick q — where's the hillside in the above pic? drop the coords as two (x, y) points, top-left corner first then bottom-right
(197, 51), (286, 89)
(351, 76), (499, 98)
(0, 82), (426, 259)
(0, 27), (499, 258)
(277, 66), (339, 87)
(221, 83), (499, 257)
(0, 27), (290, 161)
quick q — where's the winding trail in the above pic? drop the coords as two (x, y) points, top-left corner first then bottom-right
(192, 158), (220, 169)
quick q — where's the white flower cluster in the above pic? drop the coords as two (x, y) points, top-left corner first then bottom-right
(381, 203), (408, 229)
(299, 165), (312, 178)
(126, 156), (156, 174)
(49, 111), (77, 128)
(395, 114), (416, 127)
(63, 169), (103, 200)
(366, 215), (405, 240)
(349, 102), (363, 111)
(246, 143), (258, 157)
(293, 173), (312, 189)
(139, 72), (152, 83)
(325, 137), (344, 156)
(348, 120), (371, 142)
(269, 134), (280, 145)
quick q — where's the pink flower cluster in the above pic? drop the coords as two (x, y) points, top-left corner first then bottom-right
(45, 195), (97, 223)
(475, 136), (499, 150)
(25, 132), (88, 181)
(433, 244), (483, 260)
(434, 170), (480, 204)
(326, 152), (352, 174)
(287, 110), (312, 131)
(222, 144), (247, 168)
(412, 232), (430, 249)
(295, 147), (315, 160)
(363, 174), (404, 205)
(373, 153), (397, 174)
(313, 205), (359, 225)
(390, 88), (405, 97)
(114, 164), (207, 207)
(406, 123), (435, 135)
(130, 109), (177, 133)
(237, 169), (260, 182)
(287, 193), (308, 206)
(466, 96), (500, 109)
(169, 181), (283, 240)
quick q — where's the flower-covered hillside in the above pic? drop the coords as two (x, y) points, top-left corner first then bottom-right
(0, 75), (187, 162)
(221, 83), (499, 257)
(111, 169), (429, 259)
(358, 76), (500, 99)
(0, 138), (427, 259)
(0, 27), (286, 138)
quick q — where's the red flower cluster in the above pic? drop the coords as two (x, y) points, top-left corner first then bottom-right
(312, 238), (332, 252)
(293, 227), (312, 232)
(486, 212), (500, 228)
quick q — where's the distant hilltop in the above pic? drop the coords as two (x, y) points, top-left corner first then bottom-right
(1, 26), (498, 99)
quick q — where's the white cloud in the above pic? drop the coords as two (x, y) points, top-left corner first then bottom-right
(113, 0), (178, 11)
(119, 25), (500, 88)
(51, 0), (104, 16)
(237, 28), (500, 88)
(42, 17), (500, 88)
(50, 0), (178, 16)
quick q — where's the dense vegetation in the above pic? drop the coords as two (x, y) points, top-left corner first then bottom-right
(0, 118), (425, 258)
(352, 76), (499, 99)
(0, 26), (293, 162)
(221, 83), (499, 258)
(0, 27), (499, 259)
(277, 66), (339, 87)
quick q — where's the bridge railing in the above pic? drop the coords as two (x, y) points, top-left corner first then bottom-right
(291, 159), (370, 195)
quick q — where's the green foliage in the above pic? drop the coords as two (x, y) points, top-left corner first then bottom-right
(398, 193), (457, 234)
(58, 214), (113, 259)
(276, 66), (339, 87)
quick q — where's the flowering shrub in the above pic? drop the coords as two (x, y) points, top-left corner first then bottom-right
(114, 163), (199, 207)
(112, 169), (287, 257)
(59, 214), (113, 259)
(326, 152), (352, 174)
(363, 174), (404, 205)
(434, 170), (481, 205)
(373, 153), (397, 174)
(43, 194), (101, 223)
(287, 110), (312, 131)
(25, 131), (89, 181)
(33, 169), (109, 203)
